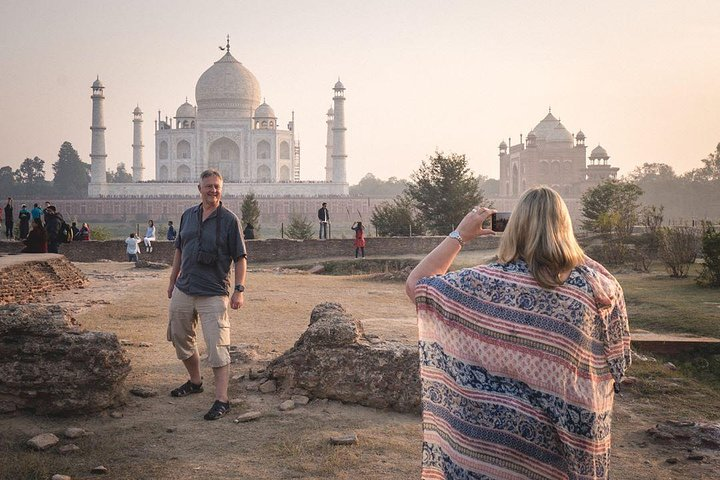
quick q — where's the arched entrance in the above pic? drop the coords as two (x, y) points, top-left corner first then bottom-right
(208, 137), (240, 182)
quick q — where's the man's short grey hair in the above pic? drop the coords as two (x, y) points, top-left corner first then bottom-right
(200, 169), (223, 182)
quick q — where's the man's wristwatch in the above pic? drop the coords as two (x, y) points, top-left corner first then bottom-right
(448, 230), (464, 247)
(234, 284), (245, 293)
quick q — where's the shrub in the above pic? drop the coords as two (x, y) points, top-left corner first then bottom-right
(658, 226), (701, 278)
(697, 222), (720, 287)
(90, 225), (112, 241)
(285, 214), (314, 240)
(370, 195), (425, 237)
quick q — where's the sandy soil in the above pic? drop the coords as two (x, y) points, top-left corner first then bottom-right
(3, 260), (720, 480)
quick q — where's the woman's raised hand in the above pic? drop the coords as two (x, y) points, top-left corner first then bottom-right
(456, 206), (496, 243)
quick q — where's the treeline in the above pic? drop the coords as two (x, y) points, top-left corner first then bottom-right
(0, 141), (133, 199)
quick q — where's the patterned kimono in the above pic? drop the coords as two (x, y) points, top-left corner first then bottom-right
(416, 258), (631, 480)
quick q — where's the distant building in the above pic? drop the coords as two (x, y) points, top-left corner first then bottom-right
(88, 38), (349, 198)
(498, 109), (618, 199)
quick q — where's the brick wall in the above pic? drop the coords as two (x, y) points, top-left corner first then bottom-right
(0, 256), (88, 305)
(0, 235), (500, 264)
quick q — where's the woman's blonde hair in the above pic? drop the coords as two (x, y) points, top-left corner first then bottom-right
(497, 186), (585, 288)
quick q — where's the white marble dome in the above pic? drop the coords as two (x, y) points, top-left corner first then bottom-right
(195, 52), (261, 116)
(254, 101), (276, 118)
(175, 101), (195, 118)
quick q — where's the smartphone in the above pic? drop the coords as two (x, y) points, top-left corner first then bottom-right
(491, 212), (511, 233)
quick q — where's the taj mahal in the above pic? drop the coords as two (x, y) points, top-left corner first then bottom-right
(87, 38), (348, 198)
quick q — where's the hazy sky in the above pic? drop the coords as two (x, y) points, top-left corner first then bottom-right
(1, 0), (719, 184)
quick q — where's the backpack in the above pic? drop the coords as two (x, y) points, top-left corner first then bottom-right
(61, 221), (74, 243)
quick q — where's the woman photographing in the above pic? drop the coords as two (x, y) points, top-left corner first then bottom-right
(406, 186), (631, 480)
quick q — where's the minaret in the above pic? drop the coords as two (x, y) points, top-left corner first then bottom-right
(132, 105), (145, 182)
(90, 76), (107, 185)
(331, 79), (347, 184)
(325, 106), (334, 182)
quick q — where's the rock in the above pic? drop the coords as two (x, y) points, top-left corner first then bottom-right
(229, 343), (260, 363)
(291, 395), (310, 406)
(27, 433), (59, 450)
(231, 373), (245, 381)
(134, 260), (169, 269)
(330, 433), (358, 445)
(119, 339), (134, 346)
(166, 426), (177, 433)
(267, 303), (421, 413)
(138, 342), (152, 347)
(0, 304), (130, 415)
(109, 411), (123, 419)
(90, 465), (108, 474)
(58, 444), (80, 454)
(665, 457), (679, 464)
(279, 400), (295, 411)
(229, 397), (245, 406)
(259, 379), (277, 393)
(63, 427), (87, 439)
(664, 362), (678, 370)
(308, 264), (325, 274)
(52, 475), (72, 480)
(234, 411), (262, 423)
(130, 386), (158, 398)
(648, 421), (720, 450)
(621, 376), (638, 385)
(688, 454), (705, 461)
(245, 383), (259, 392)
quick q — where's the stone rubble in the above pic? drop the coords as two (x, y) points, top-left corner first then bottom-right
(330, 433), (358, 445)
(234, 411), (263, 423)
(27, 432), (59, 450)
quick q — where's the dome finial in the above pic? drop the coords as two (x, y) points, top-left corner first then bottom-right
(548, 106), (552, 113)
(226, 34), (230, 53)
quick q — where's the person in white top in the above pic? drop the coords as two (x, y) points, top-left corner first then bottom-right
(143, 219), (156, 253)
(125, 232), (141, 261)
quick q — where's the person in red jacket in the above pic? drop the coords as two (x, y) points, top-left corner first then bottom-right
(351, 221), (366, 258)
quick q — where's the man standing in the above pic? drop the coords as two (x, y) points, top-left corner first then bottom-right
(166, 220), (177, 241)
(167, 169), (247, 421)
(4, 198), (14, 239)
(18, 204), (31, 240)
(318, 202), (330, 239)
(31, 203), (43, 223)
(44, 205), (65, 253)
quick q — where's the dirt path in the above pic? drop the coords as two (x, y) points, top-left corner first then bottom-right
(3, 261), (720, 479)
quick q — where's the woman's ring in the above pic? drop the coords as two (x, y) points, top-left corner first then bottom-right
(472, 208), (478, 213)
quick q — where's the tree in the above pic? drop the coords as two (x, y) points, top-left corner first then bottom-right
(627, 163), (676, 183)
(478, 175), (500, 197)
(683, 143), (720, 182)
(286, 214), (314, 240)
(349, 173), (408, 196)
(107, 162), (133, 183)
(370, 194), (425, 236)
(580, 180), (643, 237)
(697, 222), (720, 287)
(0, 166), (17, 193)
(241, 192), (261, 232)
(17, 156), (46, 184)
(406, 152), (486, 234)
(53, 141), (90, 195)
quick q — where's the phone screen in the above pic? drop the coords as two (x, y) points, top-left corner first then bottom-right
(491, 212), (511, 232)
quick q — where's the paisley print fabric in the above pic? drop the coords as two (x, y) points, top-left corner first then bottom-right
(416, 258), (630, 480)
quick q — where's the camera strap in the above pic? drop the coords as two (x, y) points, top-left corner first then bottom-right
(197, 203), (222, 254)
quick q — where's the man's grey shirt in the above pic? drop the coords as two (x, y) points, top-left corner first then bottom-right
(174, 203), (246, 297)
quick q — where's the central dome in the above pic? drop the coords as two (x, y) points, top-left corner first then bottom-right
(195, 52), (261, 117)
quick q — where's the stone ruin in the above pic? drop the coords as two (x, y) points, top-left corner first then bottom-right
(0, 304), (131, 415)
(648, 420), (720, 449)
(0, 256), (88, 305)
(267, 303), (420, 413)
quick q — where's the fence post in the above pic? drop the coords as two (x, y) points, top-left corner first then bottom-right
(409, 224), (412, 237)
(281, 223), (284, 239)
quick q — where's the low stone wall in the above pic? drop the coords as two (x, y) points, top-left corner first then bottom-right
(0, 255), (88, 305)
(0, 235), (499, 264)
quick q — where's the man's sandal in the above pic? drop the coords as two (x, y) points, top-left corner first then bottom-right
(204, 400), (231, 420)
(170, 380), (203, 397)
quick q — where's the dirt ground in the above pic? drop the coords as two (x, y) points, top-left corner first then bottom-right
(3, 259), (720, 480)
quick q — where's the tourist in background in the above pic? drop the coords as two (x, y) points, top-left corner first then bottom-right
(4, 197), (14, 239)
(406, 186), (630, 479)
(42, 201), (52, 224)
(44, 205), (65, 253)
(318, 202), (330, 239)
(125, 232), (140, 262)
(21, 218), (48, 253)
(18, 204), (31, 240)
(144, 219), (156, 253)
(166, 220), (177, 242)
(243, 223), (255, 240)
(71, 222), (80, 240)
(31, 203), (43, 223)
(78, 223), (91, 241)
(351, 221), (365, 258)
